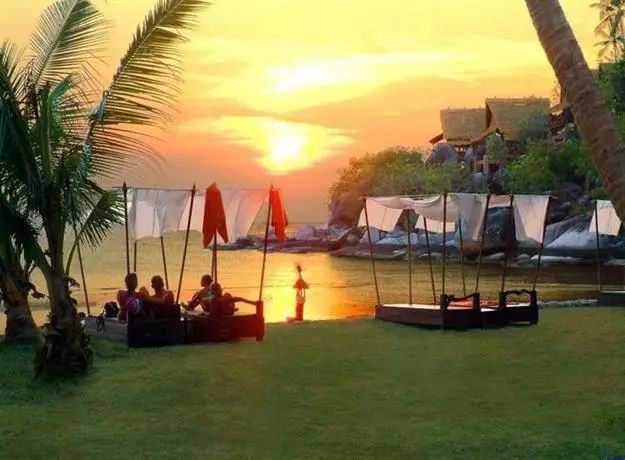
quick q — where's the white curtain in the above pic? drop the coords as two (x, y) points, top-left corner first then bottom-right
(357, 197), (405, 231)
(514, 195), (549, 243)
(590, 200), (622, 236)
(129, 188), (190, 240)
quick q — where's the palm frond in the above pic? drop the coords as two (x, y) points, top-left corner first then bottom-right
(0, 41), (25, 99)
(65, 183), (123, 272)
(87, 0), (211, 179)
(29, 0), (107, 88)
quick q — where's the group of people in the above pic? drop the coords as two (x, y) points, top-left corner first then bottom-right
(115, 272), (256, 322)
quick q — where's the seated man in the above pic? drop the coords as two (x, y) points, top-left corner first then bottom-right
(139, 275), (175, 305)
(207, 283), (256, 316)
(117, 273), (145, 322)
(182, 274), (213, 312)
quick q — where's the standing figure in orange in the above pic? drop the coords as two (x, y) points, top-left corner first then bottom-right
(288, 263), (309, 322)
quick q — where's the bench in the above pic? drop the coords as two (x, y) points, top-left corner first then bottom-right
(127, 302), (183, 348)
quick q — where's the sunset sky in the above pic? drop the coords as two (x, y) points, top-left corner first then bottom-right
(1, 0), (599, 221)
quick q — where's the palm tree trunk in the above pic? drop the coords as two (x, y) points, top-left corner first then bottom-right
(0, 262), (39, 344)
(35, 271), (92, 378)
(525, 0), (625, 221)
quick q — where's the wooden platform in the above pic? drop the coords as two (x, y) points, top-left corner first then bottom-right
(375, 302), (538, 329)
(84, 303), (265, 347)
(598, 290), (625, 307)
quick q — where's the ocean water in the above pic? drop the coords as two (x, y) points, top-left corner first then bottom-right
(1, 224), (610, 330)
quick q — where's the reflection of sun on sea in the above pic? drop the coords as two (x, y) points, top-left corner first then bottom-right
(208, 116), (353, 174)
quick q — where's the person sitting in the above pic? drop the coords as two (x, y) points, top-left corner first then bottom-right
(206, 283), (256, 317)
(182, 274), (213, 312)
(116, 273), (145, 322)
(140, 275), (175, 305)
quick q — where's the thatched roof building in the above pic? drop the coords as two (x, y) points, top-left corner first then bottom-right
(428, 108), (486, 146)
(471, 97), (551, 143)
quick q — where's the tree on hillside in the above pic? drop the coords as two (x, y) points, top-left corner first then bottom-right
(525, 0), (625, 222)
(592, 0), (625, 62)
(0, 0), (209, 376)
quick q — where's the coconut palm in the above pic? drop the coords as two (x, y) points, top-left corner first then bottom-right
(524, 0), (625, 221)
(0, 0), (209, 375)
(592, 0), (625, 62)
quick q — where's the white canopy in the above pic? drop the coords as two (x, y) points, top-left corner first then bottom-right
(589, 200), (622, 236)
(127, 187), (268, 243)
(359, 193), (550, 243)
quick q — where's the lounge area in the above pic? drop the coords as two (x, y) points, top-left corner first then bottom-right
(85, 301), (265, 347)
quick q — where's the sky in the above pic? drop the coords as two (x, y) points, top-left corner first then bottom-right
(1, 0), (599, 222)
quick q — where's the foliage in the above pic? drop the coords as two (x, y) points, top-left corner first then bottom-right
(597, 59), (625, 115)
(515, 110), (550, 147)
(329, 146), (484, 225)
(505, 139), (605, 197)
(592, 0), (625, 62)
(485, 133), (509, 163)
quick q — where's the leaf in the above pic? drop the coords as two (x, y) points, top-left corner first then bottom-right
(28, 0), (107, 89)
(87, 0), (211, 179)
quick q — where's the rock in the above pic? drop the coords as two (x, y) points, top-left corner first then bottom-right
(559, 182), (583, 203)
(294, 225), (316, 240)
(426, 143), (458, 163)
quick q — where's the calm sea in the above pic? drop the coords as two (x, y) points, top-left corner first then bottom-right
(0, 224), (607, 330)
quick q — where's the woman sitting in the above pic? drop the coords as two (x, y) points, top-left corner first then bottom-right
(207, 283), (256, 316)
(182, 274), (213, 312)
(116, 273), (145, 322)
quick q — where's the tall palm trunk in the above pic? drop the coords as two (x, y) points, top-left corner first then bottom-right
(1, 268), (39, 344)
(525, 0), (625, 221)
(35, 270), (91, 378)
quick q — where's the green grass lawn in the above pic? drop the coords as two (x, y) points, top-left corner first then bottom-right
(1, 309), (625, 460)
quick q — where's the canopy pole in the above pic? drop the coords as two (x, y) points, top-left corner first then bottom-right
(122, 182), (130, 275)
(500, 194), (515, 294)
(474, 194), (491, 293)
(405, 211), (413, 305)
(160, 236), (169, 289)
(175, 184), (196, 304)
(458, 218), (467, 297)
(532, 197), (552, 291)
(71, 200), (91, 316)
(363, 198), (381, 306)
(441, 192), (448, 296)
(133, 241), (137, 274)
(258, 186), (273, 301)
(213, 233), (218, 283)
(594, 200), (603, 293)
(423, 218), (437, 304)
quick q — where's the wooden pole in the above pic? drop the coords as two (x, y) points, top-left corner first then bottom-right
(160, 236), (169, 289)
(213, 233), (218, 283)
(133, 241), (137, 273)
(122, 182), (130, 275)
(405, 211), (413, 305)
(458, 218), (467, 297)
(474, 194), (491, 293)
(363, 198), (381, 306)
(175, 185), (196, 304)
(441, 192), (448, 296)
(594, 200), (603, 293)
(423, 218), (437, 304)
(500, 194), (515, 294)
(258, 187), (273, 301)
(532, 197), (552, 291)
(75, 237), (90, 316)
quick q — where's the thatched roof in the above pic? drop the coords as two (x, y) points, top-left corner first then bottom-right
(472, 97), (550, 142)
(439, 108), (486, 146)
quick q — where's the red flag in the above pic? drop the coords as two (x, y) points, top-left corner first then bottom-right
(202, 183), (228, 248)
(270, 187), (288, 242)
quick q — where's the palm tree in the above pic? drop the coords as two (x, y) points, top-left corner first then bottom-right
(592, 0), (625, 62)
(0, 0), (209, 375)
(524, 0), (625, 222)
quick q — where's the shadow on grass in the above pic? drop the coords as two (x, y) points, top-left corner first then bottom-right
(0, 339), (129, 405)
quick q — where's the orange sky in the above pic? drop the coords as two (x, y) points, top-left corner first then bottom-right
(2, 0), (599, 221)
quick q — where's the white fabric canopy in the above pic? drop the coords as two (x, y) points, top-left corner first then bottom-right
(128, 187), (269, 242)
(129, 188), (190, 240)
(415, 216), (455, 233)
(590, 200), (622, 236)
(357, 197), (405, 232)
(513, 195), (549, 243)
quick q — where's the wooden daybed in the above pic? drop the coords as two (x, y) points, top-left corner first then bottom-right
(85, 301), (265, 347)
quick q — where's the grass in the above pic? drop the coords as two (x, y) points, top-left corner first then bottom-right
(1, 309), (625, 460)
